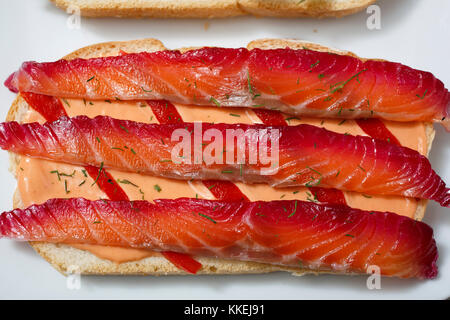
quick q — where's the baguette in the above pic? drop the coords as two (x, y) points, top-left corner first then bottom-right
(50, 0), (376, 18)
(7, 38), (434, 276)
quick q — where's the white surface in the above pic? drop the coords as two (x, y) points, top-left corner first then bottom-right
(0, 0), (449, 300)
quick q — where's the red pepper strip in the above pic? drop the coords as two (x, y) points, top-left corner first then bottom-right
(84, 165), (129, 201)
(254, 109), (348, 206)
(147, 99), (250, 200)
(148, 99), (227, 274)
(252, 109), (288, 126)
(308, 187), (347, 206)
(161, 251), (202, 274)
(146, 100), (183, 124)
(23, 93), (202, 274)
(21, 92), (67, 122)
(203, 180), (249, 201)
(356, 118), (401, 146)
(22, 92), (130, 202)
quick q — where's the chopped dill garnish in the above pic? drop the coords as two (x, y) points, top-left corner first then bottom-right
(50, 170), (75, 181)
(198, 213), (217, 224)
(139, 189), (145, 200)
(330, 69), (367, 94)
(309, 60), (320, 72)
(210, 96), (221, 107)
(117, 179), (139, 188)
(416, 89), (428, 99)
(288, 201), (298, 218)
(247, 70), (254, 95)
(91, 162), (104, 186)
(153, 184), (162, 192)
(305, 177), (322, 187)
(64, 180), (70, 194)
(306, 166), (322, 176)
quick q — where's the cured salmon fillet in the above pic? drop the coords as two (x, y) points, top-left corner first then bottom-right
(5, 48), (450, 130)
(0, 197), (438, 279)
(0, 115), (448, 207)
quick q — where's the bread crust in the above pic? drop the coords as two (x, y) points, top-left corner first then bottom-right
(7, 38), (434, 276)
(50, 0), (245, 18)
(49, 0), (375, 18)
(240, 0), (377, 18)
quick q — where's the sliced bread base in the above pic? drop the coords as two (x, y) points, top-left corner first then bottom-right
(239, 0), (376, 18)
(50, 0), (375, 18)
(50, 0), (244, 18)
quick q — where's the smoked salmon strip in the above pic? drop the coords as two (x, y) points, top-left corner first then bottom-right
(0, 197), (438, 279)
(0, 115), (448, 207)
(5, 48), (449, 129)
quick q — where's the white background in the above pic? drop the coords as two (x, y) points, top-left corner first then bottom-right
(0, 0), (449, 300)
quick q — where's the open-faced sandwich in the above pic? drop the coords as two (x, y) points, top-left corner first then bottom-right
(0, 38), (448, 279)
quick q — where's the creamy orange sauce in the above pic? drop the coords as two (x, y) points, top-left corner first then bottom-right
(70, 244), (159, 263)
(17, 98), (428, 263)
